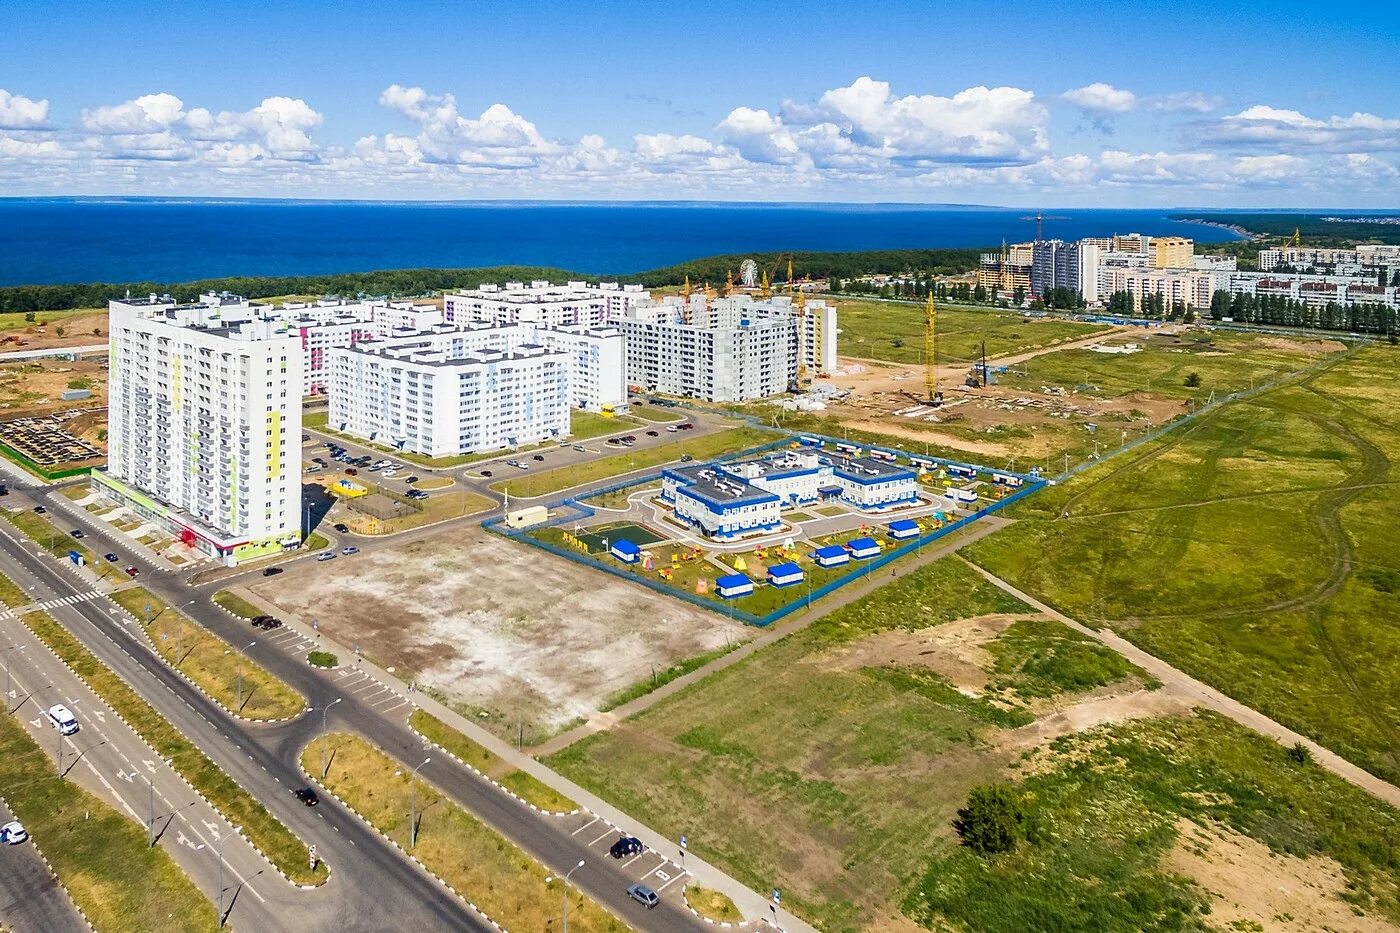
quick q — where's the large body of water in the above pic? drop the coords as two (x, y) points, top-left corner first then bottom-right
(0, 199), (1240, 286)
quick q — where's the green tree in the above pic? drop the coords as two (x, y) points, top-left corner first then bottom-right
(1184, 372), (1202, 388)
(954, 784), (1026, 855)
(1012, 285), (1025, 307)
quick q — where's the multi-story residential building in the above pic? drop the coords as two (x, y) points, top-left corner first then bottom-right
(1030, 240), (1084, 297)
(326, 321), (624, 457)
(1101, 267), (1215, 313)
(1223, 272), (1399, 310)
(97, 294), (303, 566)
(976, 243), (1034, 294)
(1151, 236), (1195, 269)
(616, 294), (835, 402)
(1257, 245), (1400, 279)
(443, 280), (650, 328)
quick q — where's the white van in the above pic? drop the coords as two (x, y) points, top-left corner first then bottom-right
(47, 704), (79, 736)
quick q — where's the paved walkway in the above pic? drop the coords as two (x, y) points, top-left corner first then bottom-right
(532, 516), (1010, 756)
(960, 558), (1400, 809)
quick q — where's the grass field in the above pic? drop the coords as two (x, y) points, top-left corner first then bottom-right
(628, 403), (685, 423)
(0, 712), (215, 933)
(3, 508), (97, 567)
(997, 329), (1341, 400)
(835, 299), (1108, 364)
(111, 586), (304, 719)
(212, 589), (264, 619)
(409, 710), (576, 812)
(339, 488), (493, 535)
(491, 425), (777, 498)
(17, 609), (325, 885)
(307, 733), (621, 930)
(966, 345), (1400, 783)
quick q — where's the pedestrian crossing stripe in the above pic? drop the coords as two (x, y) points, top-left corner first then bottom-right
(31, 591), (102, 611)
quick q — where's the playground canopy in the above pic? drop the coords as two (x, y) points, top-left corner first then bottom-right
(716, 573), (754, 598)
(610, 539), (642, 563)
(768, 562), (804, 587)
(813, 545), (850, 568)
(847, 537), (881, 559)
(888, 518), (919, 540)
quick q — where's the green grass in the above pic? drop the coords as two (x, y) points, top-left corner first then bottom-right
(986, 618), (1148, 700)
(0, 712), (215, 933)
(0, 571), (29, 607)
(110, 586), (304, 720)
(408, 710), (576, 813)
(307, 733), (618, 930)
(3, 509), (97, 566)
(212, 589), (264, 620)
(305, 531), (330, 551)
(569, 408), (641, 440)
(304, 409), (328, 428)
(492, 425), (777, 498)
(903, 711), (1400, 932)
(308, 650), (338, 668)
(966, 345), (1400, 782)
(598, 643), (742, 711)
(628, 403), (684, 423)
(16, 609), (325, 885)
(835, 298), (1108, 364)
(548, 557), (1032, 930)
(685, 886), (743, 923)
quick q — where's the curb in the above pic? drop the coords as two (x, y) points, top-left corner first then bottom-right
(410, 725), (582, 819)
(0, 792), (97, 932)
(11, 607), (329, 891)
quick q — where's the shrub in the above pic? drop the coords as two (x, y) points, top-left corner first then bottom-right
(954, 783), (1026, 855)
(308, 650), (338, 668)
(1184, 371), (1202, 388)
(1287, 742), (1313, 765)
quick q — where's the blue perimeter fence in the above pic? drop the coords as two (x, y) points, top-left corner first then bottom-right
(484, 433), (1046, 627)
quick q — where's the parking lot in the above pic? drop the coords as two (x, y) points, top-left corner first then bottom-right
(560, 810), (695, 914)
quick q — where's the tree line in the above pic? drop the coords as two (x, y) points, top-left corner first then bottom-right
(0, 247), (988, 314)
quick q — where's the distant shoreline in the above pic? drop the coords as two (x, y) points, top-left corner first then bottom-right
(1172, 217), (1265, 240)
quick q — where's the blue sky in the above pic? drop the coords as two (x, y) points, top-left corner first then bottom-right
(2, 0), (1398, 206)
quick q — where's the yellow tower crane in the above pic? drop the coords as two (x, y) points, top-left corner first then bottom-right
(923, 291), (938, 402)
(725, 269), (734, 297)
(1290, 227), (1302, 248)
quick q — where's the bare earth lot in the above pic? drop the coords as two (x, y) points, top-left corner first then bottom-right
(252, 528), (750, 741)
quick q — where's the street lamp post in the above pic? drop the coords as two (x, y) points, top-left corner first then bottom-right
(316, 697), (342, 778)
(234, 641), (255, 711)
(562, 859), (585, 933)
(409, 757), (431, 848)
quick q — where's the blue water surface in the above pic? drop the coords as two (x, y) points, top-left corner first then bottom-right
(0, 199), (1242, 286)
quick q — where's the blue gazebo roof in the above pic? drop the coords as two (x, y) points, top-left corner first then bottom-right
(611, 539), (641, 555)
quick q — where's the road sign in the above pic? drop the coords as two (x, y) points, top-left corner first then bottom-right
(680, 834), (687, 849)
(772, 889), (781, 905)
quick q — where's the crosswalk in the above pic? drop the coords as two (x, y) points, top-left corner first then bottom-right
(0, 590), (103, 620)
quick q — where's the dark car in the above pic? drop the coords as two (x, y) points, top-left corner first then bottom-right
(104, 552), (119, 562)
(334, 523), (350, 534)
(626, 883), (659, 908)
(480, 470), (492, 477)
(610, 836), (644, 859)
(532, 454), (544, 462)
(33, 505), (46, 513)
(254, 617), (284, 630)
(345, 468), (358, 475)
(405, 475), (419, 484)
(261, 567), (283, 577)
(680, 454), (694, 462)
(70, 529), (85, 538)
(125, 567), (140, 577)
(646, 430), (658, 437)
(295, 787), (319, 806)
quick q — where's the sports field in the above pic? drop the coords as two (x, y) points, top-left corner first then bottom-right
(967, 344), (1400, 783)
(571, 520), (668, 553)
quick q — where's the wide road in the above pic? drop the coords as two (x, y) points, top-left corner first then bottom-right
(0, 800), (87, 933)
(0, 515), (493, 932)
(8, 482), (730, 931)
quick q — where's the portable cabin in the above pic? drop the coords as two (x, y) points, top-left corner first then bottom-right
(610, 539), (642, 563)
(888, 519), (919, 541)
(813, 545), (850, 568)
(715, 573), (754, 599)
(767, 562), (804, 588)
(847, 537), (881, 559)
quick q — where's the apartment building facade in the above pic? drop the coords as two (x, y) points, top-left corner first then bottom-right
(443, 280), (650, 328)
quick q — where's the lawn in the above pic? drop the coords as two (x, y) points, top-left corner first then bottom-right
(307, 732), (621, 931)
(0, 712), (215, 933)
(0, 571), (29, 607)
(491, 425), (778, 498)
(16, 608), (325, 885)
(835, 298), (1108, 364)
(409, 710), (576, 813)
(628, 403), (685, 423)
(569, 408), (641, 440)
(966, 345), (1400, 783)
(996, 329), (1337, 400)
(111, 587), (305, 720)
(547, 557), (1038, 930)
(212, 589), (264, 620)
(3, 508), (97, 566)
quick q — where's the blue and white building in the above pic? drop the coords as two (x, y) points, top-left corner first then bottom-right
(830, 457), (920, 511)
(847, 537), (882, 559)
(888, 518), (920, 540)
(716, 573), (755, 599)
(661, 463), (783, 540)
(813, 545), (850, 568)
(768, 562), (805, 587)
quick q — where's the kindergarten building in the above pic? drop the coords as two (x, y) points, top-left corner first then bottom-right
(661, 449), (919, 540)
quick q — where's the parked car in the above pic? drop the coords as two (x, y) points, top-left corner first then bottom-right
(368, 464), (383, 472)
(345, 468), (358, 475)
(304, 465), (322, 473)
(104, 552), (119, 562)
(46, 704), (79, 736)
(295, 787), (319, 807)
(382, 469), (399, 478)
(405, 475), (419, 484)
(125, 566), (140, 577)
(646, 430), (658, 437)
(408, 490), (428, 500)
(70, 529), (85, 538)
(532, 454), (544, 462)
(33, 505), (46, 514)
(316, 551), (337, 562)
(341, 546), (360, 556)
(610, 835), (644, 859)
(680, 454), (694, 462)
(679, 422), (694, 430)
(252, 616), (283, 630)
(626, 884), (659, 908)
(312, 457), (327, 465)
(573, 445), (585, 452)
(0, 820), (28, 845)
(261, 567), (283, 577)
(666, 425), (678, 433)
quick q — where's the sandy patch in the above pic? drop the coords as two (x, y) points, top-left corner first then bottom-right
(993, 689), (1194, 754)
(1167, 819), (1397, 932)
(252, 528), (750, 738)
(821, 614), (1032, 693)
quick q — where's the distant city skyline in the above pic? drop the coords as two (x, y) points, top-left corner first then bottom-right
(1, 0), (1397, 207)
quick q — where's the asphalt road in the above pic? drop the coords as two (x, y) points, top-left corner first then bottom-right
(0, 800), (86, 933)
(6, 480), (720, 931)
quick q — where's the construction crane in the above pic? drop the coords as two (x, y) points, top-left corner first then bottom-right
(789, 257), (810, 389)
(1018, 211), (1070, 242)
(923, 291), (939, 403)
(680, 275), (692, 324)
(1289, 227), (1302, 248)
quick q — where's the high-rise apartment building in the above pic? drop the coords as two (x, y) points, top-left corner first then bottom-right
(443, 280), (650, 328)
(97, 294), (303, 565)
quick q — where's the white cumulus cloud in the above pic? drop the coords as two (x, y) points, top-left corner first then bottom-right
(1062, 83), (1137, 116)
(0, 89), (50, 130)
(1197, 104), (1400, 152)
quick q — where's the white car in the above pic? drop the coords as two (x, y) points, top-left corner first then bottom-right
(0, 820), (27, 845)
(46, 704), (79, 736)
(382, 469), (398, 478)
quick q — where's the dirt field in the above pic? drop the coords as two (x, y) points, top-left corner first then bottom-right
(251, 528), (750, 741)
(0, 357), (108, 416)
(0, 310), (108, 350)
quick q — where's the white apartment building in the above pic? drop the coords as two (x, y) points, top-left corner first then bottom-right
(616, 294), (837, 402)
(1258, 245), (1400, 278)
(97, 294), (303, 566)
(1101, 267), (1215, 313)
(1223, 272), (1399, 310)
(326, 322), (624, 457)
(443, 280), (650, 328)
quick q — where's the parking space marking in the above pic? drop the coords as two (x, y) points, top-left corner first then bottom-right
(588, 827), (615, 846)
(655, 871), (686, 894)
(571, 816), (599, 836)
